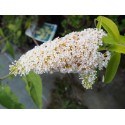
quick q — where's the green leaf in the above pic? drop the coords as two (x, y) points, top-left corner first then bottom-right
(104, 52), (121, 83)
(17, 30), (22, 38)
(8, 24), (17, 32)
(119, 35), (125, 45)
(2, 41), (15, 58)
(102, 35), (116, 45)
(96, 17), (102, 30)
(0, 84), (25, 109)
(108, 44), (125, 54)
(102, 35), (125, 54)
(25, 20), (32, 28)
(103, 35), (125, 45)
(22, 72), (42, 108)
(96, 16), (120, 42)
(0, 28), (5, 37)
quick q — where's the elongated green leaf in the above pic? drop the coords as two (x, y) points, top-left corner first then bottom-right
(104, 52), (121, 83)
(2, 41), (15, 58)
(102, 35), (125, 54)
(0, 28), (5, 37)
(102, 35), (116, 45)
(96, 17), (102, 30)
(119, 35), (125, 45)
(103, 35), (125, 45)
(0, 84), (25, 109)
(97, 16), (120, 42)
(108, 44), (125, 54)
(22, 72), (42, 108)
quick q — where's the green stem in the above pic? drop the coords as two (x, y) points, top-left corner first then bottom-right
(0, 34), (14, 45)
(0, 74), (12, 80)
(96, 18), (102, 30)
(98, 47), (107, 51)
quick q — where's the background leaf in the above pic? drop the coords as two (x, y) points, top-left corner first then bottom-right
(2, 41), (15, 58)
(97, 16), (120, 42)
(0, 84), (25, 109)
(8, 24), (17, 32)
(22, 72), (42, 108)
(104, 52), (121, 83)
(17, 30), (22, 38)
(0, 28), (5, 37)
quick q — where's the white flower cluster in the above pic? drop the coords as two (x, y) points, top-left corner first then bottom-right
(9, 28), (110, 89)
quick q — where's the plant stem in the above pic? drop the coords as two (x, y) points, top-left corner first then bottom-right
(32, 38), (39, 46)
(0, 34), (13, 45)
(0, 74), (11, 80)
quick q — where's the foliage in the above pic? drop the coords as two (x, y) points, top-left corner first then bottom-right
(2, 41), (15, 58)
(104, 52), (121, 83)
(22, 72), (42, 108)
(96, 16), (125, 83)
(96, 16), (120, 41)
(106, 16), (125, 35)
(61, 15), (125, 36)
(61, 15), (95, 36)
(0, 83), (24, 109)
(0, 16), (35, 45)
(0, 16), (37, 57)
(0, 72), (42, 109)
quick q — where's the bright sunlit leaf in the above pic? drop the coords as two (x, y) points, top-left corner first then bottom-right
(104, 52), (121, 83)
(102, 35), (125, 54)
(97, 16), (120, 42)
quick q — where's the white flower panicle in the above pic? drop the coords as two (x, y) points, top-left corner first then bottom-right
(9, 28), (110, 89)
(79, 70), (97, 89)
